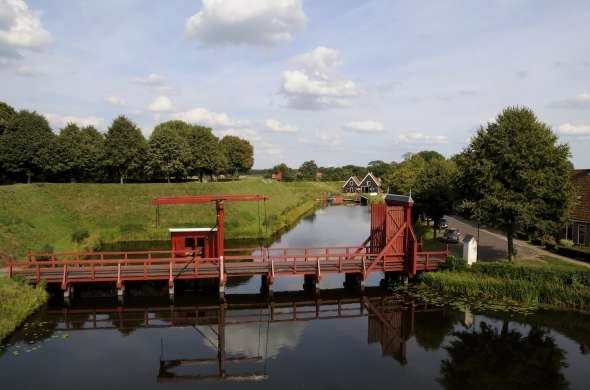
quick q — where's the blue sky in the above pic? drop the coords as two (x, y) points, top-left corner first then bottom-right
(1, 0), (590, 168)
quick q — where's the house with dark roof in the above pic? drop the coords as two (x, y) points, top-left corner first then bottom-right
(342, 175), (361, 193)
(359, 172), (382, 194)
(563, 169), (590, 246)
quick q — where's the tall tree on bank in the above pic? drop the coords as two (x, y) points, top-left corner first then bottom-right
(0, 101), (16, 136)
(299, 160), (318, 180)
(221, 135), (254, 177)
(455, 107), (575, 261)
(0, 110), (55, 183)
(183, 124), (227, 181)
(414, 157), (457, 237)
(48, 124), (105, 182)
(103, 116), (147, 184)
(147, 122), (190, 183)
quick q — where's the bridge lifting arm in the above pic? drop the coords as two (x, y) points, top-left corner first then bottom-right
(151, 195), (269, 282)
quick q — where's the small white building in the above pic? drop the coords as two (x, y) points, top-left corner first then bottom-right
(463, 234), (478, 265)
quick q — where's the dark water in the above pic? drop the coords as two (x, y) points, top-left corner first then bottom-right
(1, 206), (590, 389)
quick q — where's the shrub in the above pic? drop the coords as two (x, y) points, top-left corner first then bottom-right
(559, 239), (574, 248)
(441, 255), (468, 271)
(71, 228), (89, 244)
(37, 244), (54, 261)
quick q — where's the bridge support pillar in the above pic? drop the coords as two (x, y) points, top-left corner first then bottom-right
(303, 274), (320, 294)
(383, 271), (401, 286)
(219, 284), (225, 300)
(261, 275), (273, 296)
(168, 284), (174, 297)
(117, 283), (125, 303)
(344, 273), (364, 290)
(63, 284), (73, 303)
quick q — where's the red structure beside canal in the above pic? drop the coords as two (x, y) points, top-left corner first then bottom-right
(7, 193), (448, 296)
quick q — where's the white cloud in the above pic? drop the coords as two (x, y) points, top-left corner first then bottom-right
(172, 107), (248, 128)
(397, 132), (448, 144)
(148, 96), (174, 112)
(132, 73), (167, 86)
(44, 113), (102, 130)
(281, 47), (359, 110)
(257, 141), (283, 155)
(299, 131), (344, 148)
(558, 123), (590, 136)
(104, 95), (126, 106)
(0, 0), (53, 50)
(290, 46), (340, 78)
(15, 63), (40, 76)
(185, 0), (307, 47)
(265, 118), (297, 133)
(344, 120), (384, 133)
(550, 92), (590, 109)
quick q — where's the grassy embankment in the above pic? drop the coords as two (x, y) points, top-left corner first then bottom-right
(418, 257), (590, 312)
(0, 178), (339, 261)
(0, 278), (47, 341)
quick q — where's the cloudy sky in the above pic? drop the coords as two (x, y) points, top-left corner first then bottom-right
(1, 0), (590, 168)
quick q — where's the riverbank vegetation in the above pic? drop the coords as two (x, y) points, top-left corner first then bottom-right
(0, 278), (47, 341)
(419, 259), (590, 312)
(0, 178), (338, 260)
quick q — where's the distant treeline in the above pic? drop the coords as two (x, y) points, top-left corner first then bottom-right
(0, 101), (253, 184)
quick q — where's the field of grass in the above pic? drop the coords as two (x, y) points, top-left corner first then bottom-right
(0, 178), (338, 260)
(420, 259), (590, 311)
(0, 278), (47, 341)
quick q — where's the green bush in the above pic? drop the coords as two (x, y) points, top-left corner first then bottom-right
(556, 246), (590, 262)
(441, 255), (468, 271)
(559, 239), (574, 248)
(71, 228), (89, 244)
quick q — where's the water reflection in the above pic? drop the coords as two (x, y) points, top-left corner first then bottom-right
(439, 322), (569, 390)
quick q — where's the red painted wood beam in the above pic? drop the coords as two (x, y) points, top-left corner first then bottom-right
(151, 194), (267, 206)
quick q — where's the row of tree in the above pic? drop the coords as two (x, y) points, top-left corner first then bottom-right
(385, 107), (574, 261)
(261, 107), (575, 261)
(0, 101), (254, 184)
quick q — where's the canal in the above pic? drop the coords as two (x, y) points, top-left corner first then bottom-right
(1, 205), (589, 389)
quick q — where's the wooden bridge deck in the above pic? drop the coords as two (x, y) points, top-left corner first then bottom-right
(7, 245), (447, 288)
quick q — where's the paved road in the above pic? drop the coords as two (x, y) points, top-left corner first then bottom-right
(445, 215), (538, 261)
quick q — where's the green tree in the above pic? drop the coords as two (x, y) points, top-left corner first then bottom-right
(220, 135), (254, 176)
(298, 160), (318, 180)
(103, 116), (147, 184)
(48, 123), (105, 182)
(382, 154), (427, 194)
(0, 110), (55, 183)
(147, 122), (191, 183)
(0, 101), (17, 136)
(455, 107), (575, 261)
(414, 158), (457, 237)
(181, 124), (228, 181)
(367, 160), (394, 178)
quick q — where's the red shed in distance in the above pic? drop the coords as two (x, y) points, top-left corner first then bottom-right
(170, 227), (218, 258)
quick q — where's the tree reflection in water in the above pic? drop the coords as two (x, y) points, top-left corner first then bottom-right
(439, 321), (569, 390)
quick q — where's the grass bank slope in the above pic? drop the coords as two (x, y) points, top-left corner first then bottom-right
(0, 278), (47, 341)
(0, 178), (338, 258)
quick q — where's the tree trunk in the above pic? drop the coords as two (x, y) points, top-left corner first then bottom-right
(167, 175), (171, 184)
(120, 176), (124, 184)
(507, 225), (514, 262)
(27, 172), (32, 184)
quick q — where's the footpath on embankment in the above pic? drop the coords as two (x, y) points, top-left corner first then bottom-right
(0, 178), (339, 262)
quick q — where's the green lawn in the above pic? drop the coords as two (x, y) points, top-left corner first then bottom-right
(0, 178), (338, 260)
(0, 278), (47, 341)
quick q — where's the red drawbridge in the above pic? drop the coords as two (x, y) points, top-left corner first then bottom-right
(7, 193), (448, 297)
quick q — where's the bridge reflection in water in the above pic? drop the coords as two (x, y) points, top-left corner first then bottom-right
(43, 288), (442, 382)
